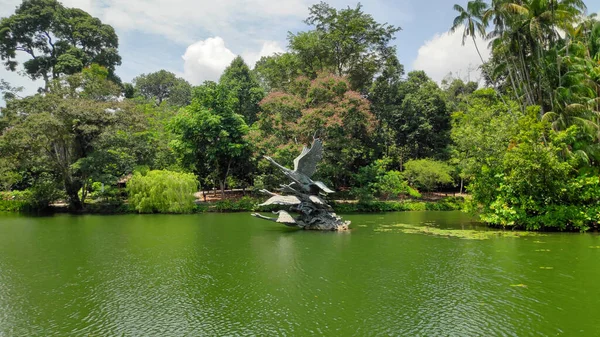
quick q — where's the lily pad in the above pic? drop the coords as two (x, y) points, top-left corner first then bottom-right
(374, 223), (545, 240)
(510, 284), (528, 288)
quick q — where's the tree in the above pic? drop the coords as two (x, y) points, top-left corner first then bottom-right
(220, 56), (264, 124)
(450, 88), (521, 193)
(0, 65), (139, 210)
(0, 79), (24, 101)
(450, 0), (488, 64)
(170, 81), (250, 197)
(253, 72), (376, 187)
(472, 107), (598, 231)
(132, 70), (192, 106)
(403, 159), (454, 192)
(253, 53), (302, 92)
(442, 77), (479, 111)
(288, 2), (401, 92)
(483, 0), (587, 112)
(393, 71), (452, 160)
(0, 0), (122, 89)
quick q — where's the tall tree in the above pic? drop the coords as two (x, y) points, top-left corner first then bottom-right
(394, 71), (452, 160)
(170, 81), (250, 197)
(0, 0), (122, 90)
(484, 0), (587, 113)
(368, 55), (405, 159)
(133, 70), (191, 107)
(450, 0), (489, 64)
(0, 65), (139, 210)
(289, 2), (401, 93)
(253, 53), (302, 92)
(220, 56), (264, 124)
(253, 72), (376, 187)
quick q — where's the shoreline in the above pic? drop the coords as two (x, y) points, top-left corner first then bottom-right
(1, 196), (465, 215)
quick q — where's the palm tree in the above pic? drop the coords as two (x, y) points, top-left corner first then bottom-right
(450, 0), (490, 64)
(483, 0), (587, 114)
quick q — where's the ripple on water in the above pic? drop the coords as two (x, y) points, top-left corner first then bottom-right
(0, 212), (598, 336)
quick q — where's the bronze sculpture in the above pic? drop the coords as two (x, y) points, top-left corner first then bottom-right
(251, 138), (350, 231)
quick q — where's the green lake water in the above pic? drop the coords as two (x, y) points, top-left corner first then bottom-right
(0, 211), (599, 336)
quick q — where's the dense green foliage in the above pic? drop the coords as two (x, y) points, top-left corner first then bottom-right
(131, 70), (192, 106)
(2, 0), (599, 230)
(220, 56), (265, 124)
(251, 73), (376, 188)
(403, 159), (455, 192)
(127, 170), (198, 213)
(0, 0), (122, 89)
(1, 65), (139, 210)
(447, 0), (600, 231)
(170, 81), (251, 197)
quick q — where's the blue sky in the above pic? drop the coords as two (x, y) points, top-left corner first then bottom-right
(1, 0), (599, 104)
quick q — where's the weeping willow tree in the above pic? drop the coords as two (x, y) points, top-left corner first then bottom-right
(127, 170), (198, 213)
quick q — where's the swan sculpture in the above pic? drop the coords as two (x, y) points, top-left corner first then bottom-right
(251, 138), (349, 231)
(264, 138), (334, 195)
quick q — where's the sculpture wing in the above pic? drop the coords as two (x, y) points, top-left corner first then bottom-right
(258, 195), (301, 206)
(313, 181), (334, 194)
(294, 139), (323, 178)
(276, 210), (297, 224)
(293, 146), (310, 171)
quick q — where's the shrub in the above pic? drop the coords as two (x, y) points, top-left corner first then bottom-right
(214, 196), (259, 212)
(352, 158), (421, 201)
(127, 170), (198, 213)
(375, 170), (421, 199)
(331, 198), (463, 213)
(403, 159), (454, 192)
(0, 199), (29, 212)
(27, 175), (63, 210)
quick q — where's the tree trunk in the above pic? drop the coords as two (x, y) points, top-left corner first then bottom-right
(220, 180), (225, 199)
(472, 36), (509, 108)
(42, 73), (50, 92)
(64, 180), (83, 211)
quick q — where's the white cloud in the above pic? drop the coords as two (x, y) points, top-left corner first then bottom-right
(80, 0), (308, 45)
(241, 41), (286, 69)
(182, 37), (283, 84)
(182, 37), (236, 84)
(412, 29), (490, 84)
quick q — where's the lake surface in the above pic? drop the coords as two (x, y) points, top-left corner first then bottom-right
(0, 211), (599, 336)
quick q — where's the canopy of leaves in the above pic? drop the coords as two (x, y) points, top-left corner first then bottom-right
(252, 72), (376, 187)
(0, 65), (140, 209)
(253, 53), (302, 92)
(0, 0), (122, 88)
(451, 88), (521, 181)
(170, 81), (250, 195)
(371, 70), (452, 160)
(403, 159), (454, 192)
(132, 70), (191, 107)
(220, 56), (264, 124)
(288, 2), (401, 93)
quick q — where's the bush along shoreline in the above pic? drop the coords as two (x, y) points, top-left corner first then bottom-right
(1, 192), (464, 215)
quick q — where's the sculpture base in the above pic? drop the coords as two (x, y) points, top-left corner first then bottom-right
(303, 220), (350, 231)
(297, 212), (350, 231)
(251, 211), (350, 231)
